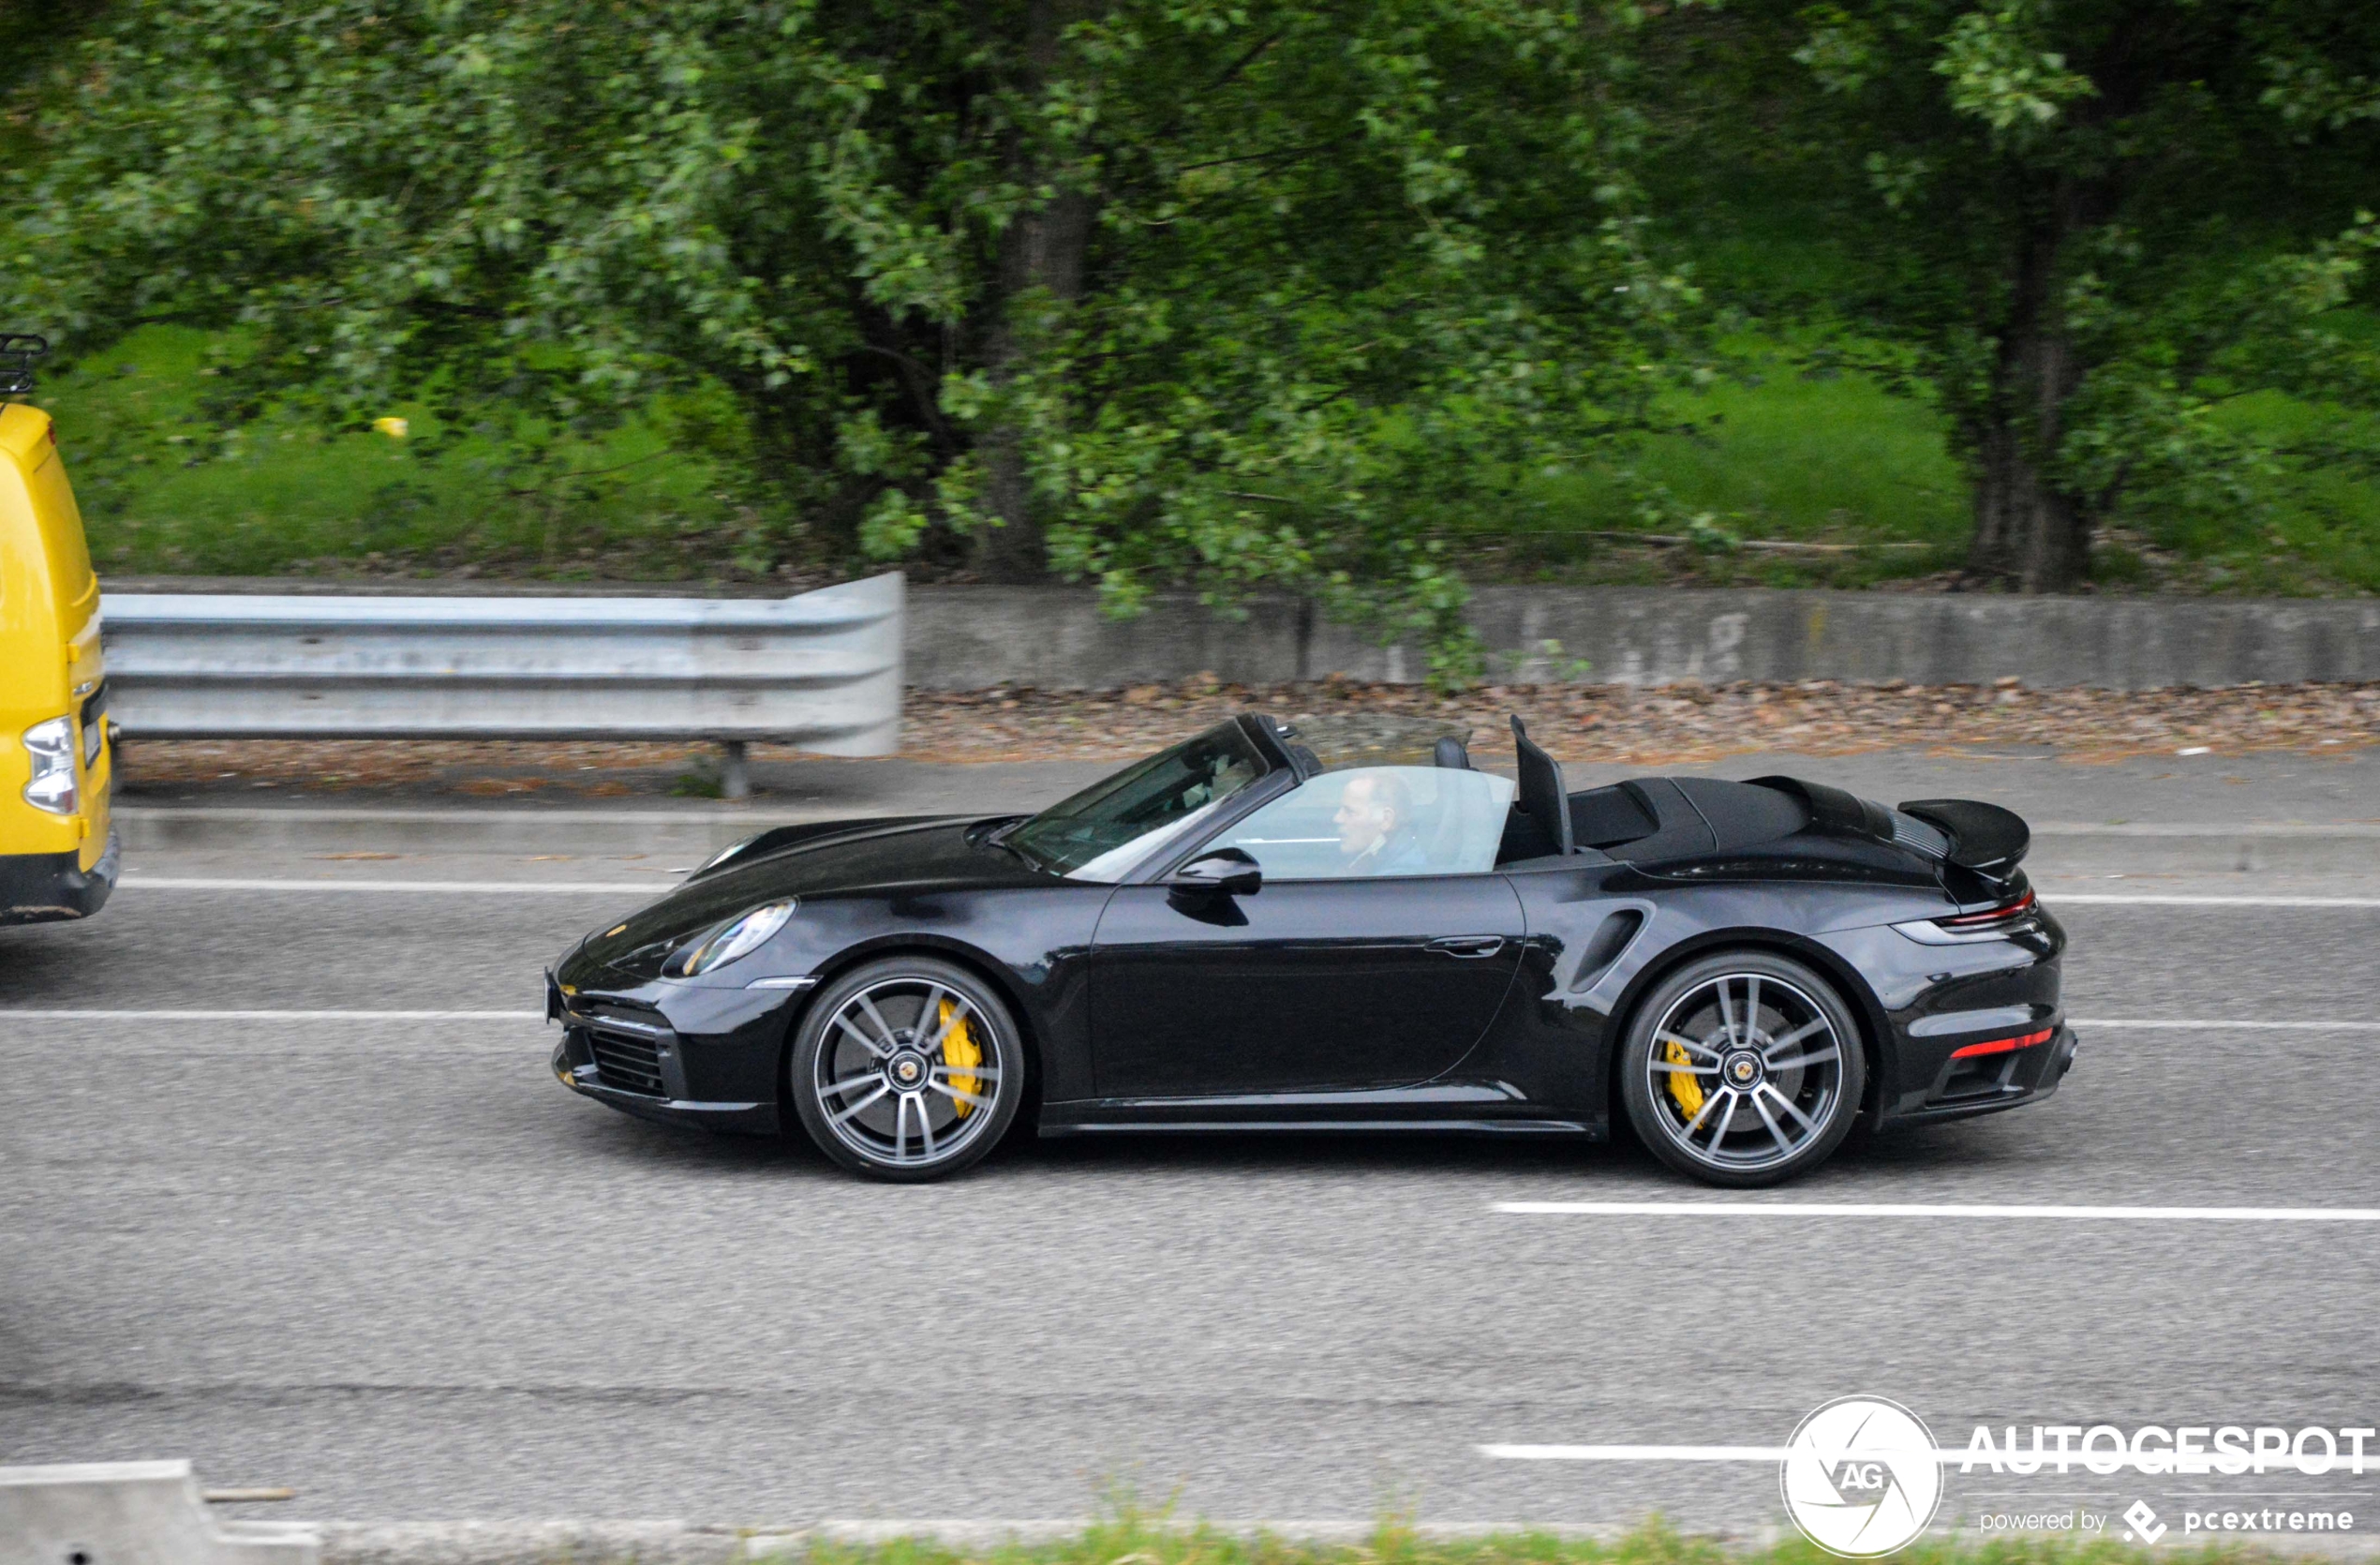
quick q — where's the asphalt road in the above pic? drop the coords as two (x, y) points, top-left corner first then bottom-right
(5, 834), (2379, 1536)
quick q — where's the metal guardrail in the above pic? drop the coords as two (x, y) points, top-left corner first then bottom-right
(100, 573), (904, 796)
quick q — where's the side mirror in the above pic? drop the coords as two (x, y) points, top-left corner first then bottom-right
(1170, 847), (1262, 898)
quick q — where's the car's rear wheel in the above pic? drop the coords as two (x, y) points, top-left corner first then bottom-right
(790, 957), (1023, 1182)
(1618, 951), (1866, 1187)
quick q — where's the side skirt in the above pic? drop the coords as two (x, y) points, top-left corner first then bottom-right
(1039, 1111), (1603, 1140)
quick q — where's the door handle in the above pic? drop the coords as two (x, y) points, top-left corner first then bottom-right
(1428, 935), (1505, 959)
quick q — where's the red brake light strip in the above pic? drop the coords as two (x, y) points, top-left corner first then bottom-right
(1950, 1027), (2055, 1059)
(1940, 888), (2037, 928)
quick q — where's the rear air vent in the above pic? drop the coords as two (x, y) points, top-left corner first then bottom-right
(1569, 908), (1647, 991)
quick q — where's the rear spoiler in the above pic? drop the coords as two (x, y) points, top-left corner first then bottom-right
(1749, 775), (2030, 887)
(1897, 797), (2030, 880)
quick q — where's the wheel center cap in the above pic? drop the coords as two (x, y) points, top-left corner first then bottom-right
(1723, 1050), (1763, 1089)
(886, 1050), (930, 1090)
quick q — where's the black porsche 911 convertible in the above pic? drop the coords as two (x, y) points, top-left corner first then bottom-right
(547, 713), (2072, 1185)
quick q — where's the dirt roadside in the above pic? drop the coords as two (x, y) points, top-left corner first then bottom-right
(110, 678), (2380, 800)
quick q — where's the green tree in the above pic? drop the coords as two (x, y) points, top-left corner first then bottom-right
(4, 0), (1700, 669)
(1646, 0), (2380, 589)
(0, 0), (107, 167)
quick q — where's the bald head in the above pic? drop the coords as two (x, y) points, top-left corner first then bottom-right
(1334, 770), (1413, 860)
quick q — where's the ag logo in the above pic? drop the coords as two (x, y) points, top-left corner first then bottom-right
(1779, 1395), (1944, 1558)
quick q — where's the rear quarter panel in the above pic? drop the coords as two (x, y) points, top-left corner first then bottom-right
(1478, 860), (1984, 1128)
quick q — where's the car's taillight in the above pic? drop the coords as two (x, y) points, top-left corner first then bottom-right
(1894, 888), (2042, 945)
(1937, 888), (2036, 930)
(1950, 1027), (2055, 1059)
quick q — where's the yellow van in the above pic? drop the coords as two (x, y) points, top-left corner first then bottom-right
(2, 334), (116, 924)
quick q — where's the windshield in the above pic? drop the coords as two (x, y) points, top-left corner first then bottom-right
(1008, 722), (1271, 880)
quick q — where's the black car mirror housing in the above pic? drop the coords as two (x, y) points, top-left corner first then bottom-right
(1170, 848), (1261, 897)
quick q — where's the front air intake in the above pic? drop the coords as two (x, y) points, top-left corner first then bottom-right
(568, 1000), (673, 1096)
(588, 1026), (665, 1095)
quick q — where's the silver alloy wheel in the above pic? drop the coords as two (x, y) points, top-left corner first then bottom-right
(1641, 971), (1846, 1175)
(811, 976), (1007, 1170)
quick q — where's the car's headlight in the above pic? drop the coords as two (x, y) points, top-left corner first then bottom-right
(22, 716), (77, 816)
(669, 900), (796, 977)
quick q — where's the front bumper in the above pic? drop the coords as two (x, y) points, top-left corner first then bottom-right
(0, 827), (119, 925)
(547, 973), (787, 1137)
(551, 1038), (782, 1135)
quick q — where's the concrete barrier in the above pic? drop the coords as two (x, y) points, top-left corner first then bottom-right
(906, 586), (2380, 691)
(0, 1461), (319, 1565)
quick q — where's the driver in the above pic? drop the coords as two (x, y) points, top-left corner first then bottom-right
(1333, 770), (1429, 875)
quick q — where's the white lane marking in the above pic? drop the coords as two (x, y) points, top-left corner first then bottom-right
(1482, 1445), (2030, 1464)
(1480, 1446), (2380, 1478)
(119, 877), (662, 893)
(1484, 1445), (1801, 1463)
(1494, 1202), (2380, 1220)
(4, 1011), (2362, 1034)
(107, 881), (2380, 906)
(2072, 1019), (2380, 1030)
(2, 1012), (2363, 1031)
(0, 1009), (542, 1021)
(2046, 894), (2380, 907)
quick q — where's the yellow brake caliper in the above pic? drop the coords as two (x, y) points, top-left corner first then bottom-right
(938, 998), (983, 1118)
(1663, 1039), (1704, 1121)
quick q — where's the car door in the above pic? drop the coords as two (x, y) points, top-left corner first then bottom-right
(1087, 766), (1528, 1099)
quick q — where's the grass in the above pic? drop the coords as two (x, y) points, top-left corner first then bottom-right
(1460, 337), (2380, 595)
(1464, 337), (1973, 590)
(16, 323), (2380, 594)
(751, 1513), (2351, 1565)
(2144, 390), (2380, 597)
(23, 325), (766, 583)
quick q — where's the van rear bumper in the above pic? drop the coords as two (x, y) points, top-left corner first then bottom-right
(0, 827), (119, 924)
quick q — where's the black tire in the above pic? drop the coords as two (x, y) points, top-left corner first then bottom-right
(1617, 950), (1867, 1188)
(789, 956), (1024, 1182)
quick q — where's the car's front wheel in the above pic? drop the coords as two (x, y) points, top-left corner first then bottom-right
(1617, 951), (1866, 1187)
(789, 957), (1023, 1182)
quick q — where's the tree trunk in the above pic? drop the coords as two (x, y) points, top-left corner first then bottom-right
(1968, 410), (2090, 590)
(974, 0), (1094, 584)
(1965, 209), (2092, 591)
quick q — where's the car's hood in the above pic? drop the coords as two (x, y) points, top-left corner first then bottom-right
(567, 815), (1045, 976)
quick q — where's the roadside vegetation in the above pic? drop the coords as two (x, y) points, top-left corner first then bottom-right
(7, 1), (2380, 665)
(45, 326), (750, 582)
(50, 322), (2380, 598)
